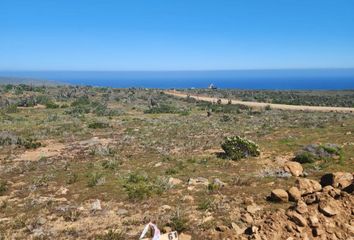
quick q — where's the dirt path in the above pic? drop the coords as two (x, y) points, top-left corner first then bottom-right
(164, 90), (354, 113)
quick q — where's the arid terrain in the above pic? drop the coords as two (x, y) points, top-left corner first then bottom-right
(0, 84), (353, 240)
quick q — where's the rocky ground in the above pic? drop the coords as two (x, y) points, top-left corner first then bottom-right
(0, 85), (353, 239)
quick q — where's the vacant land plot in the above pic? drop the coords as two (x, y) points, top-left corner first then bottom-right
(0, 85), (353, 239)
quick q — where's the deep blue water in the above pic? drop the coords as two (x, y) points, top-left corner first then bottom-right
(1, 69), (354, 90)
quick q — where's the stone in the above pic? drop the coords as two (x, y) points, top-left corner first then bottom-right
(162, 226), (172, 233)
(270, 189), (289, 202)
(188, 177), (209, 186)
(36, 217), (46, 225)
(179, 233), (192, 240)
(308, 215), (319, 228)
(288, 211), (307, 227)
(182, 195), (194, 202)
(215, 225), (229, 232)
(117, 208), (129, 216)
(231, 222), (245, 235)
(160, 205), (172, 212)
(241, 213), (253, 224)
(284, 161), (303, 177)
(246, 203), (262, 214)
(320, 172), (353, 189)
(56, 187), (69, 195)
(154, 162), (163, 167)
(303, 193), (318, 205)
(312, 228), (325, 237)
(212, 178), (226, 187)
(288, 187), (301, 202)
(202, 215), (214, 223)
(91, 199), (102, 211)
(295, 178), (322, 196)
(322, 185), (341, 198)
(168, 177), (182, 186)
(295, 200), (308, 214)
(342, 183), (353, 194)
(318, 199), (338, 217)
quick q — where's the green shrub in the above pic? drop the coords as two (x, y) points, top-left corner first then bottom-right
(144, 104), (178, 114)
(95, 229), (126, 240)
(123, 182), (153, 200)
(71, 96), (90, 106)
(0, 181), (8, 196)
(101, 159), (118, 170)
(221, 136), (260, 160)
(123, 172), (167, 201)
(197, 198), (213, 211)
(88, 122), (109, 129)
(17, 137), (41, 149)
(169, 209), (188, 232)
(87, 172), (105, 187)
(4, 105), (18, 113)
(66, 172), (79, 185)
(294, 152), (316, 163)
(45, 101), (59, 109)
(294, 144), (342, 164)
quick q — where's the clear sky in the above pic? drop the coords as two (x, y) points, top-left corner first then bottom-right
(1, 0), (354, 71)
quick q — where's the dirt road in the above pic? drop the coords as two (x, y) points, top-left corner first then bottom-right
(164, 90), (354, 113)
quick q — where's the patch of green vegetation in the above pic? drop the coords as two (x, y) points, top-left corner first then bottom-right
(66, 172), (79, 185)
(169, 209), (188, 232)
(95, 229), (126, 240)
(221, 136), (260, 160)
(0, 180), (8, 196)
(101, 159), (119, 170)
(197, 198), (213, 211)
(144, 104), (188, 114)
(88, 122), (110, 129)
(87, 172), (105, 187)
(123, 172), (169, 201)
(294, 152), (316, 164)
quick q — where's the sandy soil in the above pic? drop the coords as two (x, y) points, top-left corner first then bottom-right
(164, 90), (354, 113)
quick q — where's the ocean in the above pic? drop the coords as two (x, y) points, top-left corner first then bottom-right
(1, 69), (354, 90)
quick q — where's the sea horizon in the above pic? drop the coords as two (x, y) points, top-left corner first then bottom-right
(1, 68), (354, 90)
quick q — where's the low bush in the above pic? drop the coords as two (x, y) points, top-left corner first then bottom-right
(294, 144), (342, 164)
(95, 229), (126, 240)
(17, 137), (42, 149)
(0, 181), (8, 196)
(88, 122), (110, 129)
(221, 136), (260, 160)
(87, 172), (105, 187)
(169, 209), (188, 232)
(123, 172), (167, 201)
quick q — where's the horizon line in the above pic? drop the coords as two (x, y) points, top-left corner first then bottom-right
(1, 67), (354, 72)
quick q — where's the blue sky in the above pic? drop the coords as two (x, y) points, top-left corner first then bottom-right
(1, 0), (354, 71)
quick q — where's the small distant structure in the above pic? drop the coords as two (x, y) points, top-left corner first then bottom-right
(208, 83), (217, 90)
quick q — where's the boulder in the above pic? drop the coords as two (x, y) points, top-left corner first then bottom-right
(246, 203), (262, 214)
(270, 189), (289, 202)
(168, 177), (182, 186)
(231, 222), (246, 235)
(283, 161), (303, 177)
(212, 178), (226, 188)
(295, 178), (322, 196)
(318, 199), (338, 217)
(179, 233), (192, 240)
(295, 200), (308, 214)
(91, 199), (102, 211)
(288, 211), (307, 227)
(320, 172), (353, 189)
(309, 215), (319, 228)
(188, 177), (209, 186)
(322, 185), (341, 198)
(288, 187), (301, 202)
(303, 193), (319, 205)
